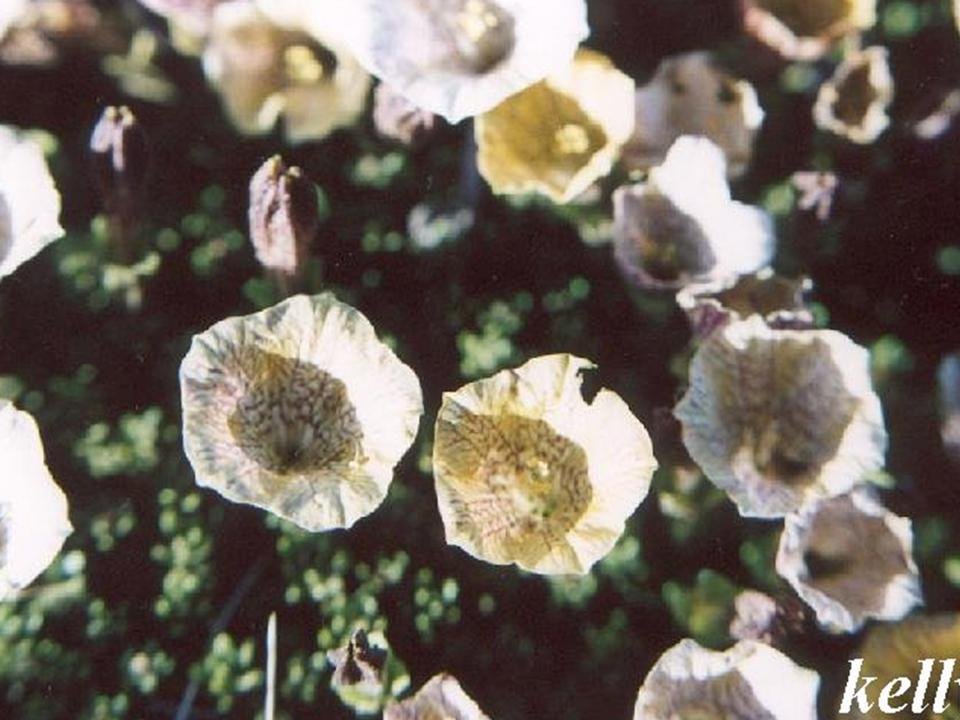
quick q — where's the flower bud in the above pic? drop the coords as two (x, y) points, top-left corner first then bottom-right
(89, 105), (149, 213)
(248, 155), (319, 278)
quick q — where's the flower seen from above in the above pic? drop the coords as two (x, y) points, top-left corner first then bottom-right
(385, 673), (490, 720)
(179, 293), (423, 532)
(433, 354), (657, 575)
(674, 315), (887, 518)
(623, 51), (764, 178)
(613, 136), (774, 290)
(475, 48), (635, 204)
(336, 0), (588, 124)
(633, 638), (820, 720)
(814, 46), (894, 144)
(776, 489), (921, 633)
(0, 400), (73, 600)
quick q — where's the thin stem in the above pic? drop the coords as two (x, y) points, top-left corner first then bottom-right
(264, 612), (277, 720)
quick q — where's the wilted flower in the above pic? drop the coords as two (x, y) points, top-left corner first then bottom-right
(179, 293), (423, 532)
(0, 125), (64, 281)
(741, 0), (877, 61)
(938, 352), (960, 467)
(792, 170), (838, 221)
(813, 46), (893, 144)
(674, 316), (887, 518)
(0, 401), (73, 600)
(248, 155), (319, 280)
(337, 0), (588, 124)
(385, 673), (490, 720)
(847, 614), (960, 720)
(633, 638), (820, 720)
(676, 269), (814, 340)
(474, 48), (634, 204)
(613, 136), (774, 290)
(373, 83), (437, 146)
(433, 354), (657, 575)
(776, 490), (921, 633)
(327, 628), (390, 714)
(623, 52), (764, 178)
(202, 0), (371, 143)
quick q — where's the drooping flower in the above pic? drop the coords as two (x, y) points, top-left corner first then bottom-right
(623, 52), (764, 178)
(776, 489), (921, 633)
(613, 136), (774, 290)
(847, 614), (960, 720)
(336, 0), (588, 124)
(0, 401), (73, 600)
(202, 0), (371, 143)
(676, 269), (814, 340)
(741, 0), (877, 61)
(474, 48), (634, 204)
(632, 639), (820, 720)
(0, 125), (64, 281)
(385, 673), (491, 720)
(674, 316), (887, 518)
(813, 46), (893, 144)
(937, 352), (960, 467)
(179, 293), (423, 532)
(433, 354), (657, 575)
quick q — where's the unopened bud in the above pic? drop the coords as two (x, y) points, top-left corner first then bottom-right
(248, 155), (319, 279)
(373, 83), (436, 147)
(89, 105), (149, 212)
(327, 629), (387, 689)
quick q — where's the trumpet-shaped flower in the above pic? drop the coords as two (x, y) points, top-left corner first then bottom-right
(742, 0), (877, 61)
(179, 293), (423, 532)
(674, 316), (887, 518)
(776, 489), (921, 633)
(814, 46), (893, 144)
(633, 639), (820, 720)
(385, 673), (490, 720)
(0, 125), (64, 280)
(614, 136), (774, 290)
(336, 0), (588, 124)
(474, 48), (634, 204)
(623, 52), (764, 178)
(202, 0), (371, 143)
(433, 354), (657, 575)
(0, 401), (72, 600)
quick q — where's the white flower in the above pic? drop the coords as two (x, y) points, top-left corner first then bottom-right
(0, 125), (64, 280)
(385, 673), (491, 720)
(813, 46), (893, 144)
(0, 401), (72, 600)
(336, 0), (588, 123)
(614, 136), (774, 290)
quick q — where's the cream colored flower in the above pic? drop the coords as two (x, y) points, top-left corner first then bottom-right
(433, 354), (657, 575)
(847, 614), (960, 720)
(474, 48), (634, 204)
(674, 316), (887, 518)
(633, 639), (820, 720)
(742, 0), (876, 61)
(0, 125), (63, 280)
(179, 293), (423, 532)
(385, 673), (490, 720)
(814, 46), (893, 144)
(623, 52), (764, 178)
(776, 489), (921, 633)
(0, 401), (72, 600)
(336, 0), (588, 124)
(202, 0), (371, 143)
(614, 136), (774, 290)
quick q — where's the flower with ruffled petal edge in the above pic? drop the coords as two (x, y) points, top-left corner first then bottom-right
(676, 269), (814, 340)
(179, 293), (423, 532)
(474, 48), (634, 204)
(336, 0), (587, 124)
(847, 614), (960, 720)
(937, 352), (960, 467)
(0, 125), (64, 280)
(633, 638), (820, 720)
(742, 0), (876, 61)
(674, 315), (887, 518)
(202, 0), (371, 144)
(433, 354), (657, 575)
(814, 46), (893, 145)
(0, 401), (72, 600)
(614, 136), (774, 291)
(776, 489), (921, 633)
(385, 673), (491, 720)
(623, 52), (764, 178)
